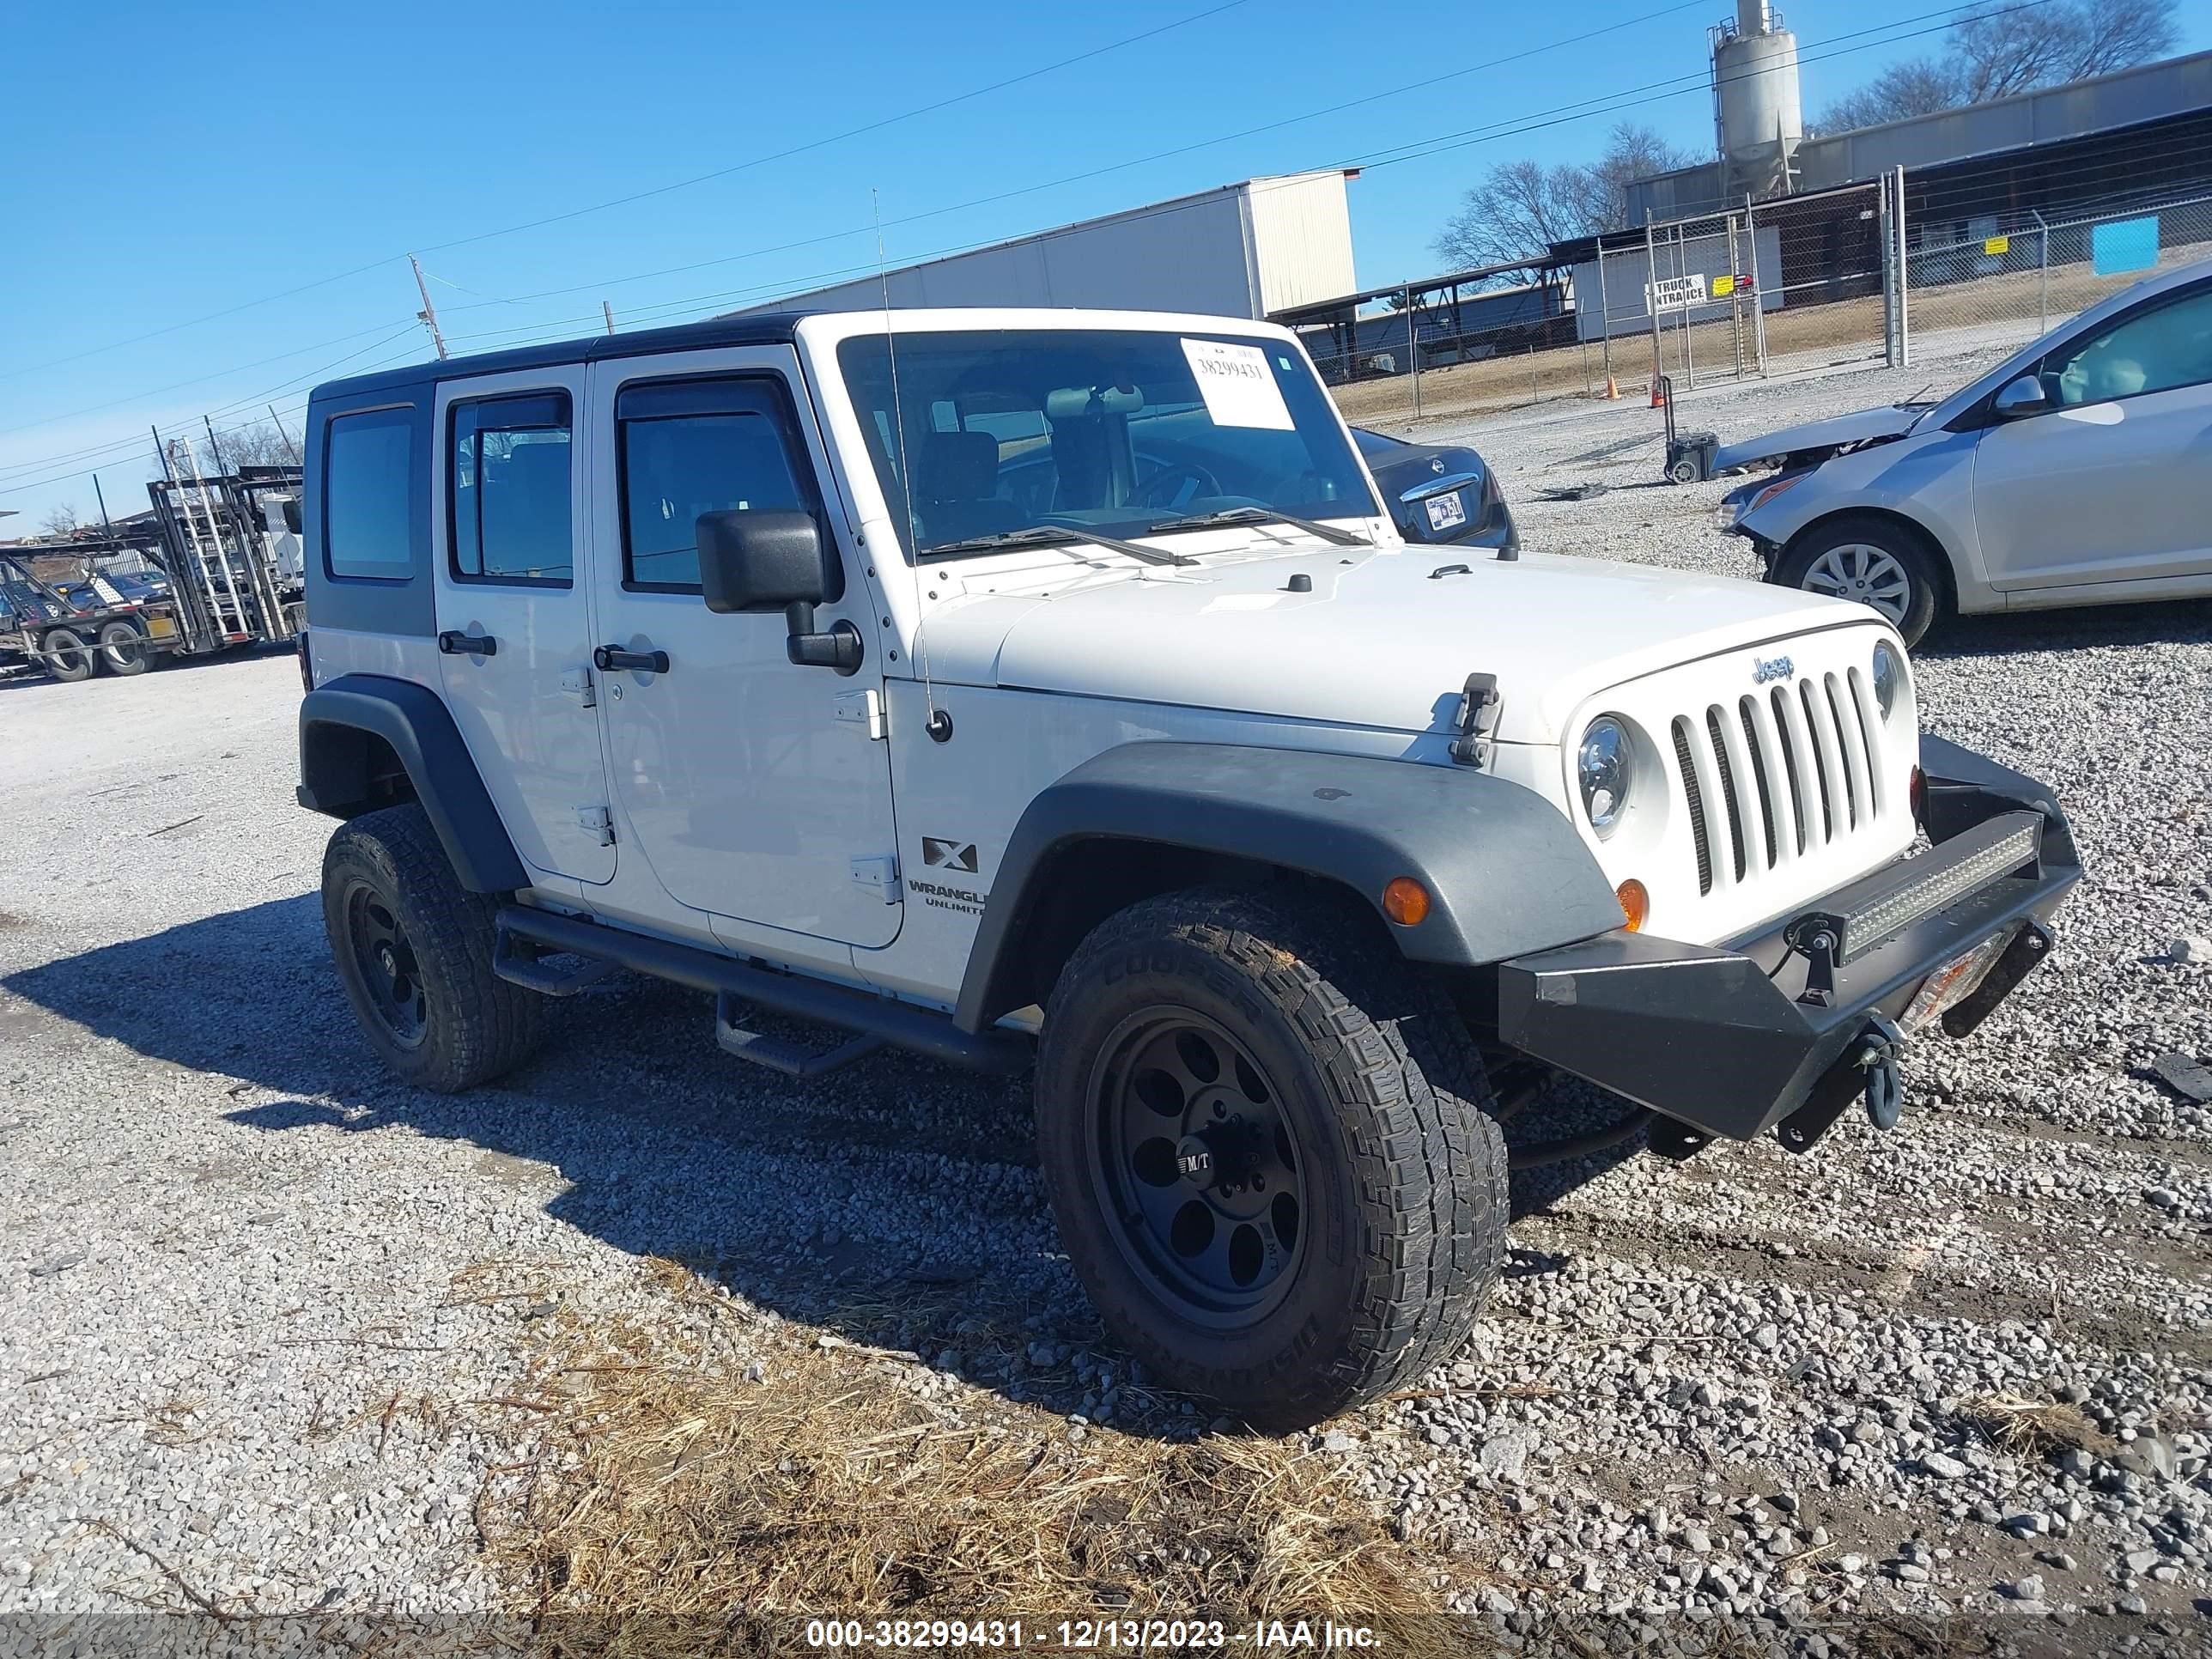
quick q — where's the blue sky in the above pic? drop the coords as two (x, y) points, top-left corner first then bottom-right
(3, 0), (2205, 530)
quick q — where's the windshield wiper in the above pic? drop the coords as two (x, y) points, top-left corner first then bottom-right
(920, 525), (1194, 567)
(1146, 506), (1371, 549)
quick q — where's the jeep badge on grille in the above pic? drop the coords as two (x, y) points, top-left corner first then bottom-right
(1753, 655), (1796, 684)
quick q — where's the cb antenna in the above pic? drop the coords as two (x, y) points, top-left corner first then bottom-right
(875, 187), (940, 733)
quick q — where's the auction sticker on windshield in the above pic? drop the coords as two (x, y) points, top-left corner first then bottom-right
(1182, 339), (1294, 431)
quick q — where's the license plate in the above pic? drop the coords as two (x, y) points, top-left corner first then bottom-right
(143, 613), (177, 641)
(1902, 927), (2015, 1031)
(1425, 491), (1468, 533)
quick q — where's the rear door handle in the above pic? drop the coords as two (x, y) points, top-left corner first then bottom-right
(438, 630), (497, 657)
(593, 645), (671, 674)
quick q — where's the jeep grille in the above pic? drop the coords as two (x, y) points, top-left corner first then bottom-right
(1669, 669), (1889, 897)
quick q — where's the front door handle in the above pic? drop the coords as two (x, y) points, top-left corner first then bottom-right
(438, 629), (497, 657)
(593, 645), (671, 674)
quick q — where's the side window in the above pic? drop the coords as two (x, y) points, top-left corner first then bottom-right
(324, 407), (416, 580)
(617, 379), (819, 592)
(2045, 285), (2212, 408)
(450, 392), (574, 584)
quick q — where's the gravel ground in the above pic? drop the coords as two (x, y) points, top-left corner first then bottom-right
(3, 349), (2210, 1653)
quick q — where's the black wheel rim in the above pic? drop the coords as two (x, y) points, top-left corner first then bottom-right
(343, 879), (428, 1048)
(1087, 1008), (1308, 1327)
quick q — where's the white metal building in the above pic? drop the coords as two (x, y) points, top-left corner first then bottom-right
(734, 171), (1358, 321)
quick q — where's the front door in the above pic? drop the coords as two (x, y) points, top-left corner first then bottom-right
(1972, 278), (2212, 592)
(433, 367), (616, 886)
(583, 347), (901, 948)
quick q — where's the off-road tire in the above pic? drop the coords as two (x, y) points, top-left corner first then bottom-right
(96, 620), (150, 676)
(1775, 514), (1946, 647)
(40, 627), (94, 684)
(321, 803), (544, 1093)
(1036, 887), (1508, 1430)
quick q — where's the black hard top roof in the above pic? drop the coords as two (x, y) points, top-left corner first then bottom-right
(312, 312), (813, 403)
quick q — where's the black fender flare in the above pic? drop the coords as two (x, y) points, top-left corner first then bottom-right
(297, 672), (526, 894)
(951, 741), (1626, 1033)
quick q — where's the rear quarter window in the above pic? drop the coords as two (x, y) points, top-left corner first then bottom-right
(325, 407), (416, 581)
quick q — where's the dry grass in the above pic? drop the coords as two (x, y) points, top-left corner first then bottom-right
(475, 1260), (1451, 1657)
(1960, 1391), (2115, 1459)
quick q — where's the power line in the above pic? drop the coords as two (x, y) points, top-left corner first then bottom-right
(2, 0), (2048, 495)
(0, 331), (426, 498)
(0, 0), (1255, 387)
(0, 318), (418, 447)
(433, 0), (1718, 320)
(433, 0), (2036, 349)
(0, 0), (1715, 452)
(424, 0), (2048, 360)
(0, 324), (422, 483)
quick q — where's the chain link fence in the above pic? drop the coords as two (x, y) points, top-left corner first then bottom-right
(1292, 165), (2207, 434)
(1295, 179), (1896, 430)
(1904, 187), (2212, 360)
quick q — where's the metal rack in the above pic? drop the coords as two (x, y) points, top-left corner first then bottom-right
(144, 441), (304, 654)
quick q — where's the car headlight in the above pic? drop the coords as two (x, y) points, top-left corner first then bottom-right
(1578, 715), (1633, 837)
(1872, 641), (1903, 722)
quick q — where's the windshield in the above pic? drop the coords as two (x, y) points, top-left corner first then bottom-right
(836, 329), (1377, 559)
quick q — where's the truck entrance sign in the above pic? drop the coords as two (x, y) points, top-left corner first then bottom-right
(1645, 273), (1709, 313)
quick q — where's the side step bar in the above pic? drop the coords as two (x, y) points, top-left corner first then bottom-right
(493, 927), (617, 996)
(715, 994), (884, 1078)
(495, 905), (1032, 1076)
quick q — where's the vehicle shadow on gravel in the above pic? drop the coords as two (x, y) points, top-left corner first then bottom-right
(0, 644), (297, 696)
(1916, 596), (2212, 658)
(5, 893), (1644, 1425)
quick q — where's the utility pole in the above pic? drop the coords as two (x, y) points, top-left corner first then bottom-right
(602, 300), (617, 336)
(269, 404), (301, 466)
(409, 254), (450, 359)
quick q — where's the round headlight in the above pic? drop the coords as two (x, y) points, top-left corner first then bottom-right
(1578, 715), (1633, 837)
(1872, 641), (1903, 722)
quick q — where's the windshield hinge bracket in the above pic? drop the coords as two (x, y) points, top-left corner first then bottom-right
(1449, 673), (1502, 769)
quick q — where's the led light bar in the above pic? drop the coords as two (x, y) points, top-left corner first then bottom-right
(1835, 812), (2042, 963)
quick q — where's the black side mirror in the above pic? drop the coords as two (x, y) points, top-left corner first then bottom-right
(281, 497), (303, 534)
(695, 508), (861, 674)
(696, 508), (838, 612)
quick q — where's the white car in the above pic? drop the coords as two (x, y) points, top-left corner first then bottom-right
(1717, 257), (2212, 644)
(295, 307), (2076, 1427)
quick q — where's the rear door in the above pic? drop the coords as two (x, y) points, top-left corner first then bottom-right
(583, 344), (900, 947)
(432, 367), (617, 886)
(1972, 279), (2212, 592)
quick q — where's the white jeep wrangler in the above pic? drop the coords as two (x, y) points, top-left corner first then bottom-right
(297, 307), (2077, 1429)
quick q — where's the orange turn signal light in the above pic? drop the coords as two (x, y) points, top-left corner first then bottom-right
(1616, 878), (1650, 932)
(1382, 878), (1431, 927)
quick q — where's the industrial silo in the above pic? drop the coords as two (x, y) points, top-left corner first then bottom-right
(1712, 0), (1802, 200)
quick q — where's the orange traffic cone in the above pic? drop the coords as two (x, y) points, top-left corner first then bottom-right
(1602, 374), (1620, 400)
(1649, 379), (1666, 408)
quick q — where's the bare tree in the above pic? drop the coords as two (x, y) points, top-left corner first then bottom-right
(1812, 59), (1966, 133)
(1950, 0), (2179, 99)
(1435, 125), (1692, 271)
(205, 421), (298, 470)
(1815, 0), (2176, 132)
(40, 503), (80, 537)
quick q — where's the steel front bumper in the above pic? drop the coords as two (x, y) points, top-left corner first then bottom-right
(1493, 737), (2080, 1151)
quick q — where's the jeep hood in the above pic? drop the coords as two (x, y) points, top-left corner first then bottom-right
(1712, 404), (1924, 474)
(914, 546), (1878, 744)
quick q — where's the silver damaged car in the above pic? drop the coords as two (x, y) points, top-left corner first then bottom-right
(1717, 256), (2212, 645)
